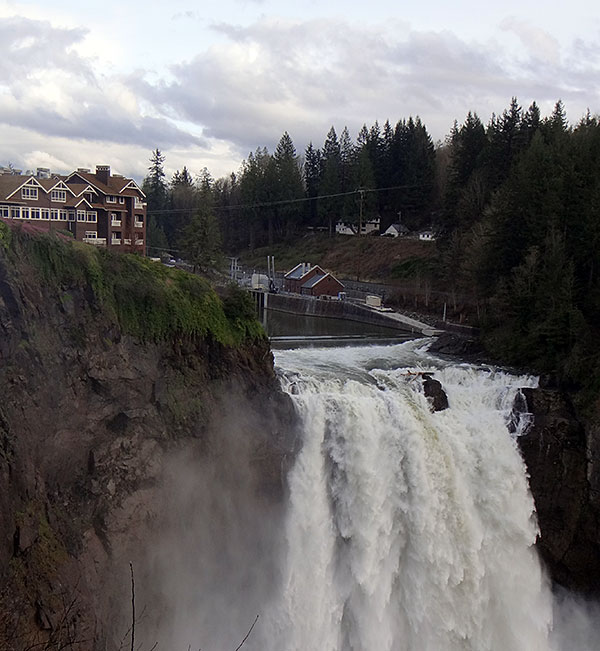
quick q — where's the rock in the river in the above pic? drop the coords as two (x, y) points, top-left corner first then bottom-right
(422, 374), (449, 412)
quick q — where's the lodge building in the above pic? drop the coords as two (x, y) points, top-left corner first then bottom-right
(0, 165), (146, 253)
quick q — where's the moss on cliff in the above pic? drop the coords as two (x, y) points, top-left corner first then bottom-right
(1, 224), (263, 346)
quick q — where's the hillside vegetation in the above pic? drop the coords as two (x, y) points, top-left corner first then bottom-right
(0, 220), (263, 346)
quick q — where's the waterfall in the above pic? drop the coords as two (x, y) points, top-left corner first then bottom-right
(262, 341), (553, 651)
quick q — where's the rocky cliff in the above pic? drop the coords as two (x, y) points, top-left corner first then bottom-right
(518, 388), (600, 596)
(0, 223), (297, 649)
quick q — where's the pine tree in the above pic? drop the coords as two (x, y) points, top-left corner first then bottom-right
(320, 127), (341, 235)
(274, 132), (304, 238)
(142, 149), (170, 254)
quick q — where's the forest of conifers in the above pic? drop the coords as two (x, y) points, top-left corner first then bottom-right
(142, 98), (600, 403)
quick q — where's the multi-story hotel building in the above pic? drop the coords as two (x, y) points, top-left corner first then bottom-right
(0, 165), (147, 253)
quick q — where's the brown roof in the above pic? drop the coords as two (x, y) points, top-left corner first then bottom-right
(67, 171), (143, 196)
(0, 175), (36, 200)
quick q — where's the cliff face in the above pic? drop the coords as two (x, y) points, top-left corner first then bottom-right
(0, 228), (297, 649)
(518, 388), (600, 595)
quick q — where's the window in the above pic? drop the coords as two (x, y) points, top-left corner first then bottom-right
(84, 231), (97, 239)
(134, 197), (144, 208)
(22, 186), (38, 200)
(51, 189), (66, 202)
(106, 195), (116, 203)
(77, 210), (86, 222)
(112, 231), (122, 243)
(68, 211), (75, 221)
(21, 207), (29, 219)
(118, 196), (125, 204)
(41, 209), (50, 220)
(111, 212), (121, 225)
(86, 212), (97, 222)
(50, 209), (59, 221)
(59, 210), (68, 221)
(10, 207), (20, 219)
(0, 206), (9, 218)
(31, 208), (41, 220)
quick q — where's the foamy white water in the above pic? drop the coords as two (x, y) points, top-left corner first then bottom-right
(264, 340), (554, 651)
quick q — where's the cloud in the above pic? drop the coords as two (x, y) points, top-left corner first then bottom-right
(129, 16), (600, 165)
(2, 13), (599, 181)
(0, 16), (204, 153)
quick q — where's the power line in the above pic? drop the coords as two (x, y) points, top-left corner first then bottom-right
(146, 183), (427, 217)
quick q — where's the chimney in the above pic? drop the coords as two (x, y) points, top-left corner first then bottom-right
(96, 165), (110, 185)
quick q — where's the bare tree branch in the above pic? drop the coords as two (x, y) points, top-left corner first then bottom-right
(130, 562), (136, 651)
(234, 614), (259, 651)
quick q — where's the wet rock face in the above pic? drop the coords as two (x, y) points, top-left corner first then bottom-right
(0, 257), (298, 649)
(518, 388), (600, 596)
(422, 374), (449, 412)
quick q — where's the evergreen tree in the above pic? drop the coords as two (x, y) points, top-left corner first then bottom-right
(320, 127), (342, 235)
(273, 132), (304, 238)
(142, 149), (170, 255)
(304, 142), (322, 226)
(181, 204), (223, 274)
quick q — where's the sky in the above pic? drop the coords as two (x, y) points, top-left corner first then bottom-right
(0, 0), (598, 182)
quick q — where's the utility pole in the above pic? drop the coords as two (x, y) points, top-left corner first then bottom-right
(358, 189), (364, 236)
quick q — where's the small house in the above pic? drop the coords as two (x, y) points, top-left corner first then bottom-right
(382, 223), (410, 238)
(300, 272), (345, 298)
(419, 230), (436, 241)
(284, 263), (325, 293)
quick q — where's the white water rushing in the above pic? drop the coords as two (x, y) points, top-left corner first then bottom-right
(264, 340), (555, 651)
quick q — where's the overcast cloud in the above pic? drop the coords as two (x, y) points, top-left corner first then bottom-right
(0, 3), (598, 180)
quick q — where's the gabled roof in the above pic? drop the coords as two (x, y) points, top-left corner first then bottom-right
(301, 272), (344, 289)
(74, 198), (94, 209)
(0, 175), (30, 200)
(47, 180), (75, 195)
(285, 263), (325, 279)
(4, 175), (46, 200)
(301, 273), (326, 289)
(118, 179), (145, 197)
(66, 170), (145, 197)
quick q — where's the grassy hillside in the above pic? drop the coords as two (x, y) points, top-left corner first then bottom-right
(0, 220), (263, 345)
(237, 233), (437, 281)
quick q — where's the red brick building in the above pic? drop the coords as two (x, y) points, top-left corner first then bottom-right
(283, 262), (344, 297)
(0, 165), (146, 254)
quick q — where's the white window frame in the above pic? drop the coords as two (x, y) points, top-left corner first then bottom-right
(41, 209), (50, 220)
(21, 207), (29, 219)
(31, 208), (41, 220)
(86, 211), (97, 223)
(10, 207), (20, 219)
(22, 186), (38, 200)
(59, 210), (68, 221)
(118, 196), (125, 204)
(68, 211), (75, 221)
(77, 210), (86, 222)
(106, 195), (116, 203)
(0, 206), (9, 218)
(50, 189), (67, 202)
(84, 231), (97, 239)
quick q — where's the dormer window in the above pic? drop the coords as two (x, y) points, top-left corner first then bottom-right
(51, 189), (66, 202)
(22, 186), (38, 200)
(118, 196), (125, 204)
(107, 195), (116, 203)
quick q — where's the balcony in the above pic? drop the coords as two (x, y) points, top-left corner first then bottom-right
(135, 239), (144, 246)
(111, 219), (122, 227)
(124, 238), (132, 245)
(111, 238), (121, 245)
(134, 220), (144, 228)
(83, 237), (107, 246)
